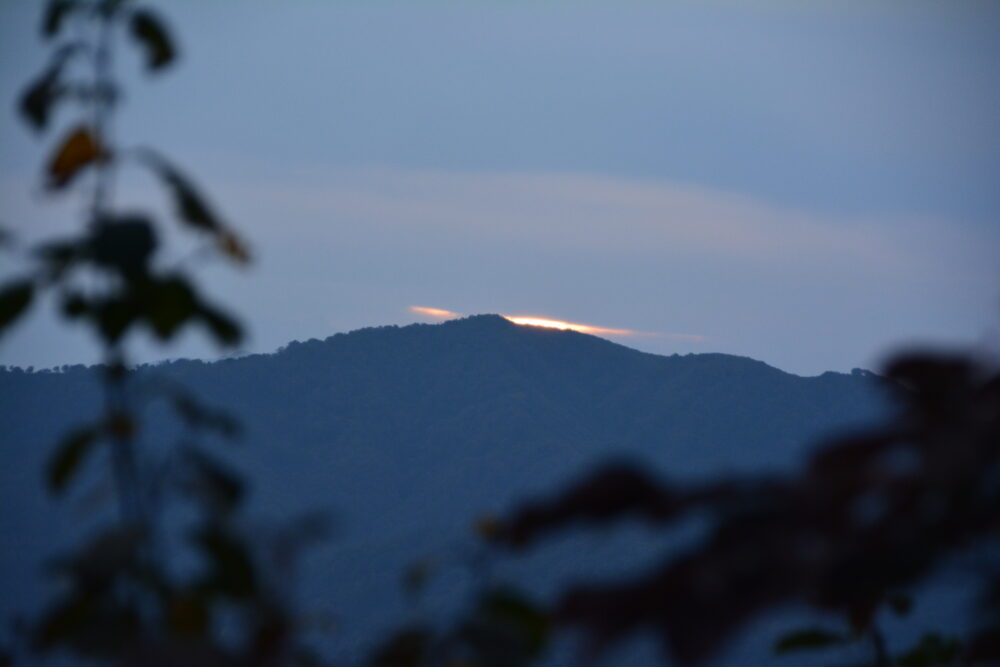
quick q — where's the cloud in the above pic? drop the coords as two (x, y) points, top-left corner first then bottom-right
(409, 306), (461, 320)
(221, 165), (983, 279)
(409, 306), (705, 342)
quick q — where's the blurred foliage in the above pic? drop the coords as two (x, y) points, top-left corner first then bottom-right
(482, 352), (1000, 665)
(3, 1), (323, 665)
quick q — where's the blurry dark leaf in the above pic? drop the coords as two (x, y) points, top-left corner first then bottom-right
(477, 588), (549, 657)
(367, 626), (431, 667)
(966, 626), (1000, 662)
(95, 294), (139, 342)
(292, 646), (330, 667)
(141, 151), (250, 264)
(20, 67), (61, 131)
(198, 303), (242, 346)
(193, 525), (256, 599)
(172, 393), (240, 438)
(772, 627), (846, 655)
(42, 0), (77, 38)
(402, 558), (433, 598)
(62, 292), (89, 318)
(48, 525), (147, 593)
(183, 447), (244, 516)
(887, 592), (913, 617)
(33, 595), (94, 652)
(146, 155), (228, 242)
(0, 280), (34, 334)
(89, 217), (157, 275)
(20, 43), (83, 131)
(129, 9), (175, 71)
(104, 359), (127, 382)
(47, 126), (104, 189)
(105, 411), (134, 441)
(455, 587), (549, 667)
(46, 426), (100, 494)
(34, 593), (140, 657)
(155, 162), (219, 232)
(143, 276), (197, 340)
(166, 592), (209, 638)
(896, 633), (961, 667)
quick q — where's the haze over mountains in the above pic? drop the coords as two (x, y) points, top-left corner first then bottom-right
(1, 315), (890, 664)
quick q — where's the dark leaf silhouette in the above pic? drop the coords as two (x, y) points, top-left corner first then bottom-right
(490, 352), (1000, 665)
(368, 626), (432, 667)
(142, 151), (251, 264)
(772, 627), (846, 655)
(89, 217), (157, 275)
(198, 302), (242, 345)
(46, 426), (100, 494)
(20, 65), (62, 131)
(896, 633), (960, 667)
(0, 280), (34, 335)
(192, 525), (257, 600)
(182, 447), (245, 517)
(42, 0), (79, 38)
(129, 9), (175, 71)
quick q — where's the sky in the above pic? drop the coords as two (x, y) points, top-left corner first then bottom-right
(1, 0), (999, 376)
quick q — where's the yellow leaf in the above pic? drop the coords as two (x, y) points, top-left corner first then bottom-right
(47, 126), (104, 189)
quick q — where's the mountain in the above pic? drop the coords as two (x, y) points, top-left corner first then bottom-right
(0, 315), (889, 664)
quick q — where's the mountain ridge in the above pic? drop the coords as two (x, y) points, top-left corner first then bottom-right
(0, 312), (889, 665)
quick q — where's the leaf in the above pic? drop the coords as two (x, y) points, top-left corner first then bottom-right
(476, 589), (550, 657)
(172, 393), (240, 438)
(402, 558), (433, 598)
(94, 297), (139, 343)
(129, 9), (175, 71)
(46, 426), (100, 494)
(367, 626), (431, 667)
(772, 627), (846, 655)
(42, 0), (77, 38)
(896, 633), (961, 667)
(140, 151), (250, 264)
(89, 217), (157, 276)
(20, 66), (62, 131)
(47, 126), (103, 189)
(183, 447), (244, 516)
(166, 593), (209, 638)
(198, 304), (242, 346)
(887, 592), (913, 617)
(0, 280), (34, 334)
(193, 526), (257, 599)
(142, 276), (197, 340)
(146, 157), (220, 232)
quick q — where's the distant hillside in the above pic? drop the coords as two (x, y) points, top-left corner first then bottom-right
(0, 315), (888, 665)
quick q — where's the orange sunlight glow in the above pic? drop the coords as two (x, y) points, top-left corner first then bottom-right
(409, 306), (462, 320)
(502, 316), (636, 336)
(409, 305), (705, 342)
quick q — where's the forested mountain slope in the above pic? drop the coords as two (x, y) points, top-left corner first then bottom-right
(0, 315), (888, 664)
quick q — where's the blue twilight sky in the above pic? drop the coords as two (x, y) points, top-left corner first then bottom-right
(1, 0), (999, 376)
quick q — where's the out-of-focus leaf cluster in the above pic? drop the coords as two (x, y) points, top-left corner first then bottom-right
(485, 352), (1000, 665)
(368, 587), (550, 667)
(5, 2), (328, 666)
